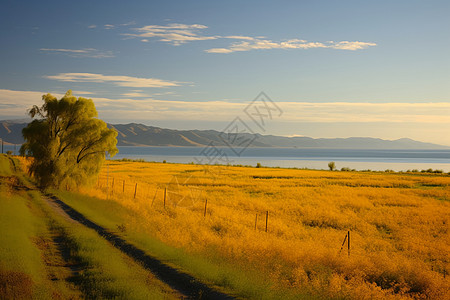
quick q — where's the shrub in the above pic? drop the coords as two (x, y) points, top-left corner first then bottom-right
(328, 162), (336, 171)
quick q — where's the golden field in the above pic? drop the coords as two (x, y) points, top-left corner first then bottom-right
(73, 160), (448, 299)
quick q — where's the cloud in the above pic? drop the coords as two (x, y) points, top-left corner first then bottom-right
(123, 23), (218, 45)
(331, 41), (377, 50)
(206, 39), (376, 53)
(44, 73), (182, 88)
(279, 102), (450, 123)
(104, 24), (115, 30)
(88, 24), (97, 29)
(121, 92), (151, 98)
(1, 89), (449, 128)
(122, 22), (377, 53)
(39, 48), (114, 58)
(71, 90), (94, 95)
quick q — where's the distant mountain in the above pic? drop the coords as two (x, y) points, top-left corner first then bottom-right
(1, 120), (448, 149)
(0, 119), (29, 145)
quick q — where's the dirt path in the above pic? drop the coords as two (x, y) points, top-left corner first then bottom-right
(44, 194), (236, 300)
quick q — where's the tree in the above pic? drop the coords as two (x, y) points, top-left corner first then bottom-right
(328, 161), (336, 171)
(20, 90), (118, 188)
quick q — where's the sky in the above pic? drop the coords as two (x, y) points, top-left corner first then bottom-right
(1, 0), (449, 145)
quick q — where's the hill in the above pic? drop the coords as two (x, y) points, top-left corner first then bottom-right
(1, 120), (448, 149)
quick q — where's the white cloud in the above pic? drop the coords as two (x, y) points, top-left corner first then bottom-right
(44, 73), (182, 88)
(2, 89), (448, 125)
(279, 102), (450, 123)
(124, 23), (218, 46)
(121, 92), (151, 98)
(71, 90), (94, 95)
(104, 24), (115, 30)
(206, 39), (376, 54)
(88, 24), (97, 29)
(122, 22), (377, 53)
(39, 48), (114, 58)
(331, 41), (377, 50)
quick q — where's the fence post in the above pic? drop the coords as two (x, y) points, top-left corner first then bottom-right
(204, 198), (208, 217)
(339, 232), (348, 254)
(123, 180), (125, 193)
(134, 183), (138, 199)
(164, 187), (166, 208)
(265, 211), (269, 233)
(151, 188), (158, 207)
(348, 230), (350, 257)
(111, 178), (114, 194)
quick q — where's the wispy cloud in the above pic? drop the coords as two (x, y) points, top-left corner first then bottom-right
(39, 48), (114, 58)
(124, 23), (218, 46)
(121, 92), (151, 98)
(206, 39), (376, 53)
(44, 73), (182, 88)
(88, 24), (97, 29)
(1, 89), (449, 128)
(104, 24), (115, 30)
(122, 22), (376, 53)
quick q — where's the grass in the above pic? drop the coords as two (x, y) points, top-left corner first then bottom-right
(54, 189), (308, 299)
(0, 156), (178, 299)
(0, 154), (13, 176)
(6, 156), (450, 299)
(63, 160), (450, 299)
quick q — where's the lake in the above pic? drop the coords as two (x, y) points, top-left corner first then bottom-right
(112, 146), (450, 172)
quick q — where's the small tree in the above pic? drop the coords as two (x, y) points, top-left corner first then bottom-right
(328, 161), (336, 171)
(20, 90), (118, 188)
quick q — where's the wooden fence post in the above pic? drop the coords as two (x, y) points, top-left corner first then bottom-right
(151, 188), (158, 207)
(339, 232), (348, 254)
(164, 187), (166, 208)
(265, 211), (269, 233)
(348, 230), (351, 257)
(111, 178), (114, 194)
(204, 198), (208, 217)
(134, 183), (138, 199)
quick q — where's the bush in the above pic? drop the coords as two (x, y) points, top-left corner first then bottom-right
(256, 162), (262, 168)
(328, 162), (336, 171)
(341, 167), (351, 172)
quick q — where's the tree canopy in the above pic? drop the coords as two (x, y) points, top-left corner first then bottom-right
(20, 90), (118, 188)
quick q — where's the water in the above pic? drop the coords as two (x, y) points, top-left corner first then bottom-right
(5, 144), (448, 172)
(112, 146), (450, 172)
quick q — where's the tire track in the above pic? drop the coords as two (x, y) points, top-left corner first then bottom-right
(44, 194), (235, 300)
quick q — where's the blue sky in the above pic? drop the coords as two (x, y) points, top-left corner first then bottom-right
(1, 0), (449, 145)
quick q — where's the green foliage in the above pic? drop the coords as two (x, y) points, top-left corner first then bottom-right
(328, 161), (336, 171)
(0, 154), (13, 176)
(256, 162), (262, 168)
(20, 91), (118, 188)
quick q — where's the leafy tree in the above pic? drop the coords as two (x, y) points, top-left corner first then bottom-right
(328, 161), (336, 171)
(20, 90), (118, 188)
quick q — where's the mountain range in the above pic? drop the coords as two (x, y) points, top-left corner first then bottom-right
(1, 119), (448, 149)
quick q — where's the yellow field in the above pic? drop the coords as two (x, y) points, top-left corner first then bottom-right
(81, 161), (449, 299)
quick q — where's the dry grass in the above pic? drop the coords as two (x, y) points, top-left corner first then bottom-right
(65, 161), (450, 298)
